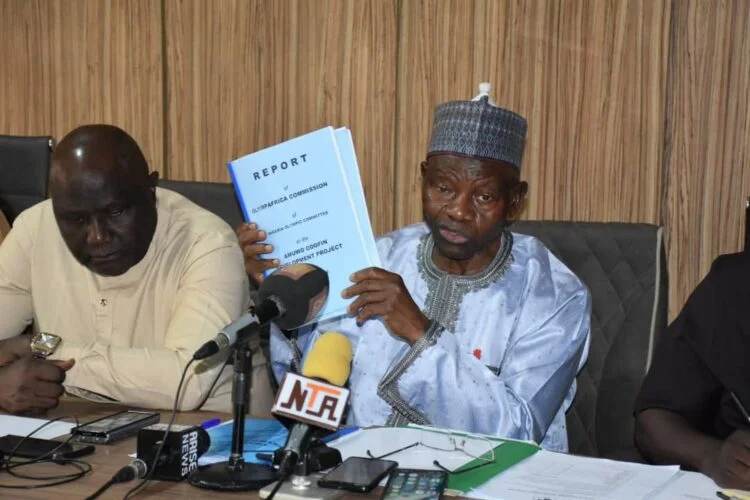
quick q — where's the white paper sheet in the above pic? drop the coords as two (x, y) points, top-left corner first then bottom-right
(647, 470), (750, 499)
(470, 450), (679, 500)
(645, 470), (719, 499)
(0, 415), (75, 439)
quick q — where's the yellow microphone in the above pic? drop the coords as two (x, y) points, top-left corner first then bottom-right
(301, 332), (353, 387)
(271, 332), (354, 478)
(272, 331), (353, 431)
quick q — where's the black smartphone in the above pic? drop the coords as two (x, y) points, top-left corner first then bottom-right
(381, 469), (448, 500)
(71, 410), (160, 444)
(318, 456), (398, 493)
(0, 434), (95, 461)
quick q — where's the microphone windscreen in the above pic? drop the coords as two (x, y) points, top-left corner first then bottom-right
(301, 332), (353, 386)
(259, 263), (329, 330)
(196, 427), (211, 456)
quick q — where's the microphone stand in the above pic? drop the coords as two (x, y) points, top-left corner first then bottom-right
(189, 327), (277, 491)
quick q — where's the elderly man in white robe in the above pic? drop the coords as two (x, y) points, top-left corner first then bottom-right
(238, 84), (591, 452)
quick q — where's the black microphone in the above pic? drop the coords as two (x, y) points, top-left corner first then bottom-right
(136, 424), (210, 481)
(193, 263), (329, 360)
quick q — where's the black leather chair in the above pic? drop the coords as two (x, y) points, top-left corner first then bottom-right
(513, 221), (668, 458)
(158, 179), (245, 230)
(156, 180), (668, 458)
(0, 135), (54, 223)
(745, 197), (749, 251)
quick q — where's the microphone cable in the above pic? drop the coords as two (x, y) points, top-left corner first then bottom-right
(122, 357), (194, 499)
(264, 450), (297, 500)
(84, 459), (146, 500)
(84, 357), (197, 500)
(0, 415), (92, 490)
(87, 299), (261, 498)
(85, 334), (239, 499)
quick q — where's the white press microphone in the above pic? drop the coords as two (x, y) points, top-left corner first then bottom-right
(192, 263), (329, 360)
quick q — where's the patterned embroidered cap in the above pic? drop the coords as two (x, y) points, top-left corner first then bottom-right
(427, 83), (527, 170)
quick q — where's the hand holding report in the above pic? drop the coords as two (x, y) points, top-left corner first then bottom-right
(229, 127), (380, 325)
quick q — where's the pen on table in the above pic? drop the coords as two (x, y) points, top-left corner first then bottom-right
(200, 418), (222, 430)
(730, 392), (750, 426)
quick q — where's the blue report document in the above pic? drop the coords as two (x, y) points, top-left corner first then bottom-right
(229, 126), (380, 324)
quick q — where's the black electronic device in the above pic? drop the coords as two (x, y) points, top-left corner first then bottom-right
(381, 469), (448, 500)
(317, 456), (398, 493)
(71, 410), (160, 444)
(136, 423), (210, 481)
(0, 434), (95, 461)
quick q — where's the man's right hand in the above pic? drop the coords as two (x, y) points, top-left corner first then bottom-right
(703, 429), (750, 489)
(0, 357), (74, 414)
(236, 223), (279, 284)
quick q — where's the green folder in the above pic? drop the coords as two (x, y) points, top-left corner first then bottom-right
(444, 438), (539, 493)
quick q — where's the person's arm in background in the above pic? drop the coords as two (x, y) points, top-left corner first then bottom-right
(0, 209), (34, 338)
(0, 209), (10, 245)
(634, 257), (750, 489)
(635, 340), (750, 488)
(51, 234), (250, 411)
(0, 209), (73, 413)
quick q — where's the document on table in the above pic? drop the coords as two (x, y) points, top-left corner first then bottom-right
(198, 419), (288, 466)
(470, 449), (680, 500)
(646, 470), (719, 499)
(0, 415), (75, 439)
(649, 470), (750, 500)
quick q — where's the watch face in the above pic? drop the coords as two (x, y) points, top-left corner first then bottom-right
(33, 332), (62, 356)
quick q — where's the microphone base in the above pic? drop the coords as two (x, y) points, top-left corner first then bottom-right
(188, 461), (277, 491)
(259, 473), (344, 500)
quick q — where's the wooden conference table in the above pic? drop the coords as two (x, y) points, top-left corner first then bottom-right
(0, 398), (376, 499)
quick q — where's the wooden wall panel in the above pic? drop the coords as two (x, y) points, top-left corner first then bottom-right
(0, 0), (164, 174)
(395, 0), (670, 229)
(2, 0), (749, 318)
(664, 0), (750, 318)
(165, 0), (398, 236)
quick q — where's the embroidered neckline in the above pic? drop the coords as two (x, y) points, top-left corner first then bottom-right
(417, 230), (514, 330)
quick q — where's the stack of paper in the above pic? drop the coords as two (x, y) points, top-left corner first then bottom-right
(229, 127), (380, 325)
(470, 449), (680, 500)
(647, 471), (722, 499)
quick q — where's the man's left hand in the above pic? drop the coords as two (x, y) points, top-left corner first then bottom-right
(0, 335), (32, 367)
(342, 267), (430, 344)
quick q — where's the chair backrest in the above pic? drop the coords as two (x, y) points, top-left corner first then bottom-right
(0, 135), (54, 223)
(745, 197), (749, 251)
(158, 179), (245, 230)
(513, 221), (668, 458)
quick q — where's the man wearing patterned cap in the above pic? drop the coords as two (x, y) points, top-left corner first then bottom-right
(244, 84), (590, 451)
